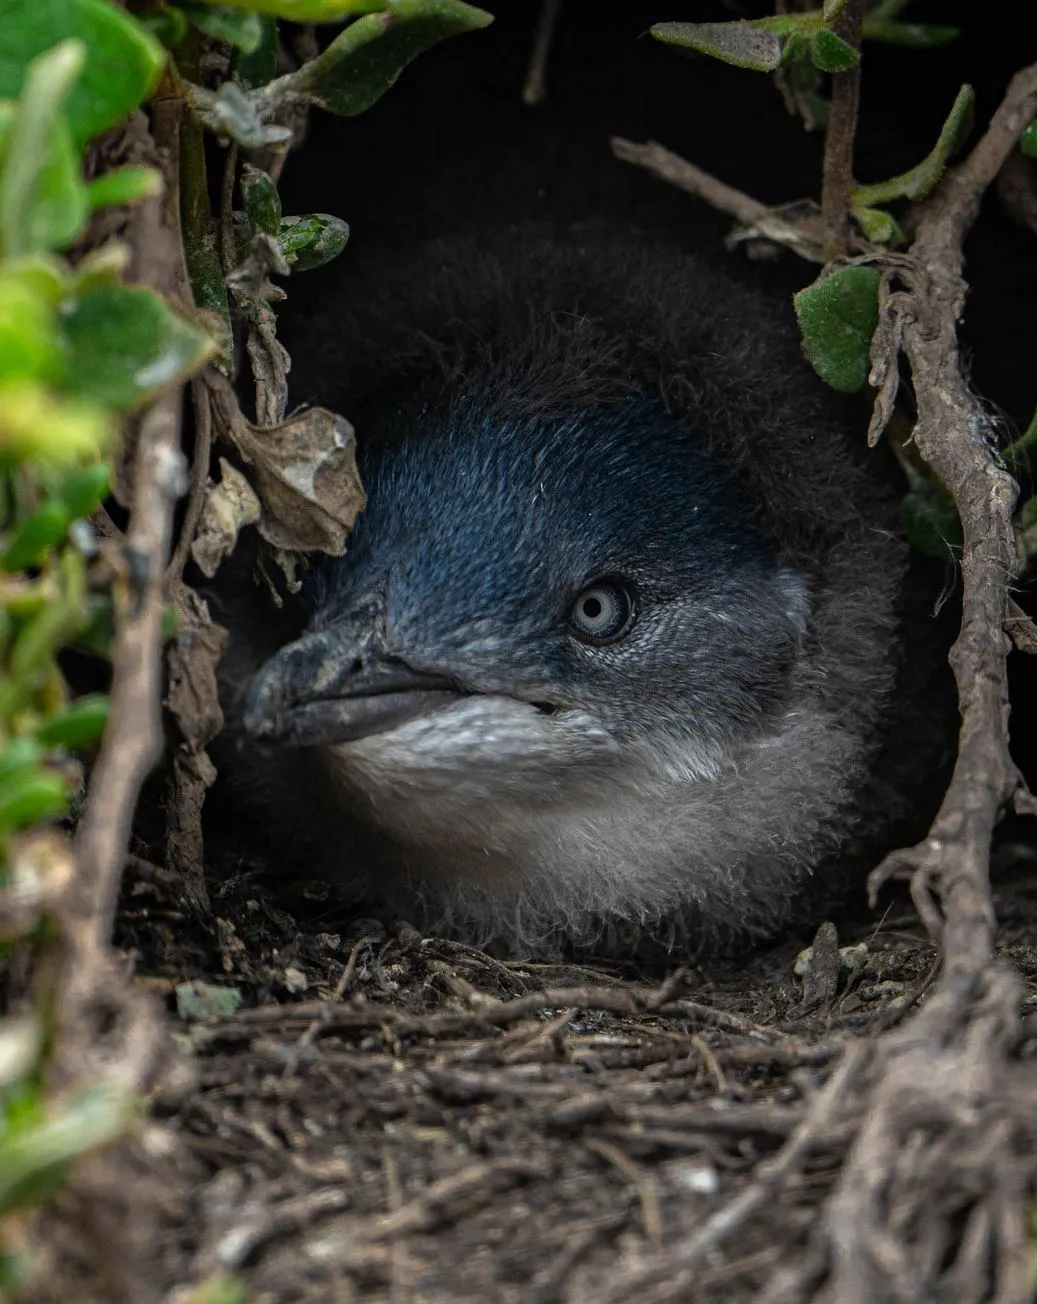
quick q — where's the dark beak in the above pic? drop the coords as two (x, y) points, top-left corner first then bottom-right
(243, 627), (464, 747)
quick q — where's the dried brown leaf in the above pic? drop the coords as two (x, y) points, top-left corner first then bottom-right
(226, 405), (366, 556)
(166, 583), (229, 777)
(191, 457), (263, 580)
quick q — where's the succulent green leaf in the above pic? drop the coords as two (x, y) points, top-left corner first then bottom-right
(137, 6), (190, 48)
(650, 20), (783, 72)
(277, 213), (349, 270)
(0, 500), (71, 571)
(285, 0), (494, 117)
(852, 84), (974, 207)
(232, 15), (278, 88)
(0, 737), (41, 785)
(84, 166), (163, 213)
(60, 282), (215, 412)
(55, 461), (111, 518)
(0, 766), (68, 833)
(181, 4), (264, 51)
(241, 165), (282, 236)
(852, 204), (903, 244)
(193, 0), (403, 17)
(861, 18), (959, 48)
(0, 269), (63, 382)
(822, 0), (849, 19)
(809, 29), (859, 71)
(34, 694), (109, 749)
(0, 1085), (133, 1216)
(0, 42), (89, 257)
(0, 0), (165, 147)
(1021, 120), (1037, 160)
(793, 265), (880, 393)
(0, 379), (113, 466)
(753, 13), (823, 37)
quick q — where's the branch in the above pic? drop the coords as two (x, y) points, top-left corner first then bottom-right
(609, 136), (825, 261)
(819, 0), (863, 259)
(57, 82), (189, 1078)
(869, 63), (1037, 978)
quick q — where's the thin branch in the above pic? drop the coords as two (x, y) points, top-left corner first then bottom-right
(70, 84), (188, 960)
(610, 136), (825, 261)
(869, 62), (1037, 979)
(820, 0), (863, 260)
(522, 0), (563, 106)
(166, 373), (213, 586)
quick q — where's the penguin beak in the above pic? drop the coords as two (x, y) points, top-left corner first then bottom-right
(243, 627), (464, 747)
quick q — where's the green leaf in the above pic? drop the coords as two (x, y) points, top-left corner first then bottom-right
(285, 0), (494, 117)
(1021, 120), (1037, 160)
(231, 14), (278, 88)
(193, 0), (403, 17)
(651, 20), (783, 72)
(809, 29), (859, 71)
(60, 282), (215, 411)
(0, 766), (68, 832)
(0, 0), (165, 147)
(0, 379), (113, 466)
(0, 268), (63, 382)
(822, 0), (849, 19)
(84, 166), (163, 213)
(862, 19), (959, 48)
(852, 204), (903, 244)
(241, 164), (282, 236)
(137, 6), (190, 49)
(277, 213), (349, 270)
(1, 500), (71, 571)
(793, 265), (880, 393)
(852, 84), (974, 207)
(35, 694), (109, 749)
(55, 461), (110, 518)
(0, 737), (41, 785)
(181, 3), (264, 52)
(0, 42), (89, 257)
(0, 1085), (133, 1216)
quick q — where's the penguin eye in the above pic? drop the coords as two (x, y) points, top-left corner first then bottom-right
(569, 580), (634, 644)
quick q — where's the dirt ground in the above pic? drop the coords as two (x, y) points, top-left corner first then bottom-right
(24, 839), (1037, 1304)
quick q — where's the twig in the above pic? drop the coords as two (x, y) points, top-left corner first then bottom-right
(166, 373), (213, 586)
(610, 136), (774, 229)
(819, 0), (862, 259)
(610, 137), (825, 261)
(70, 114), (187, 961)
(600, 1045), (867, 1301)
(219, 142), (239, 278)
(586, 1137), (664, 1247)
(522, 0), (563, 106)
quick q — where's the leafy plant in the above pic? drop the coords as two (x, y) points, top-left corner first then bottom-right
(1, 0), (493, 1288)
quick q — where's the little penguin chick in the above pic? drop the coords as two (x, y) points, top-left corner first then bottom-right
(214, 228), (943, 959)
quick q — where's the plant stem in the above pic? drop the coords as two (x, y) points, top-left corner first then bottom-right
(820, 0), (862, 260)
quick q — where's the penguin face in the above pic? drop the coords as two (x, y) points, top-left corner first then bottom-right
(247, 391), (810, 795)
(218, 230), (921, 957)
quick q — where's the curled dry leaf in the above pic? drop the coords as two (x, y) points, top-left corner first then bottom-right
(165, 582), (229, 786)
(191, 457), (262, 580)
(224, 405), (365, 556)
